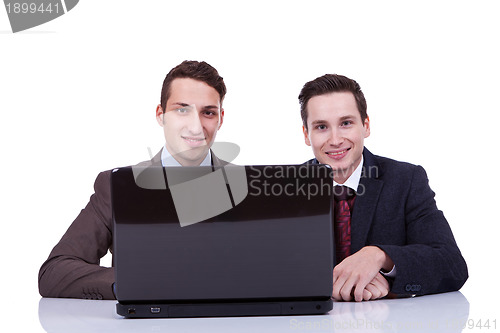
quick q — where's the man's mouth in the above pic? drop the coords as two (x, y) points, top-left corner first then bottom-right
(182, 136), (206, 147)
(325, 148), (350, 159)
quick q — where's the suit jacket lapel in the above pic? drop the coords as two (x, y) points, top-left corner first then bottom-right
(210, 150), (228, 168)
(151, 150), (162, 166)
(350, 148), (384, 253)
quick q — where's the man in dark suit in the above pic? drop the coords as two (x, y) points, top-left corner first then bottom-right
(38, 60), (228, 300)
(299, 74), (468, 302)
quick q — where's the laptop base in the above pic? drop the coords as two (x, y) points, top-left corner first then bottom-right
(117, 299), (333, 318)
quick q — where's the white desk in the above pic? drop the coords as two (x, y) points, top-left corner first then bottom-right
(38, 292), (470, 332)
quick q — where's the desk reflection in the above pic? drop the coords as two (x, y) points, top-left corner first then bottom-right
(39, 292), (469, 332)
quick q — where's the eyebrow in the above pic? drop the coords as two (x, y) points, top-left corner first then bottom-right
(310, 120), (328, 126)
(310, 115), (356, 126)
(171, 102), (190, 108)
(171, 103), (219, 110)
(339, 115), (355, 120)
(201, 105), (219, 110)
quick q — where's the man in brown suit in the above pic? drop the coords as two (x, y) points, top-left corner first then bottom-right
(38, 60), (228, 300)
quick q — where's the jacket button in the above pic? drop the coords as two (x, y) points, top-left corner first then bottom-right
(405, 284), (421, 292)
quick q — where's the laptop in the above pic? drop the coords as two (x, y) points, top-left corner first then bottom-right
(112, 164), (334, 318)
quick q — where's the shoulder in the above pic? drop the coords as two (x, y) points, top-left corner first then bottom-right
(93, 169), (113, 192)
(93, 151), (161, 190)
(364, 148), (426, 180)
(364, 149), (437, 206)
(302, 158), (318, 165)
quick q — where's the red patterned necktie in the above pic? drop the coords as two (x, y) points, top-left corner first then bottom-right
(333, 185), (356, 264)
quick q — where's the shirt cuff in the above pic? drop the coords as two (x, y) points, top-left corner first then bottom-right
(380, 265), (397, 278)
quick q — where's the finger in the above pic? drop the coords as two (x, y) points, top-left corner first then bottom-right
(364, 283), (380, 300)
(368, 274), (389, 299)
(332, 265), (341, 283)
(339, 284), (354, 301)
(376, 273), (390, 293)
(339, 274), (356, 301)
(332, 266), (350, 301)
(372, 273), (390, 292)
(363, 288), (373, 301)
(353, 274), (373, 302)
(354, 284), (365, 302)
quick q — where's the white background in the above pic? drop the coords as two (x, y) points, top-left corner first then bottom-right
(1, 1), (499, 331)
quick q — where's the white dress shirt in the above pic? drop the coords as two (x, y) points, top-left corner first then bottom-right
(160, 145), (212, 167)
(333, 156), (364, 192)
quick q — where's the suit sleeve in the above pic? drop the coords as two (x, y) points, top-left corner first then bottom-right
(38, 171), (115, 300)
(377, 166), (468, 296)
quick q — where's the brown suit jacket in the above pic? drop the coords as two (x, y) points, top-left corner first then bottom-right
(38, 150), (227, 300)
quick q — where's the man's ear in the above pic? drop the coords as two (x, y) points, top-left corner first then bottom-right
(303, 125), (311, 146)
(156, 104), (164, 127)
(218, 108), (224, 129)
(364, 115), (370, 138)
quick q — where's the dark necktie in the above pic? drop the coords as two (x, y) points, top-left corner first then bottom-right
(333, 185), (356, 264)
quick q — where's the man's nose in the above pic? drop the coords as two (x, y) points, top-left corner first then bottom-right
(186, 107), (203, 135)
(328, 129), (344, 146)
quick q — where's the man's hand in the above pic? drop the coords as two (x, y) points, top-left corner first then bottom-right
(332, 246), (393, 302)
(362, 272), (390, 300)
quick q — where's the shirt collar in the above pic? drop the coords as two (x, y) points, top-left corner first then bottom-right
(161, 145), (212, 167)
(333, 155), (364, 193)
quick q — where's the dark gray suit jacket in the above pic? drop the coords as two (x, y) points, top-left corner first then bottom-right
(38, 150), (227, 300)
(306, 148), (468, 296)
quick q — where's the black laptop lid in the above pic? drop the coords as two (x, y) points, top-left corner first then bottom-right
(112, 164), (333, 303)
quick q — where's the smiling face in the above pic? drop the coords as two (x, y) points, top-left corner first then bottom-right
(303, 91), (370, 184)
(156, 78), (224, 166)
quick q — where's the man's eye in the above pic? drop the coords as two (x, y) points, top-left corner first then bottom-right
(315, 124), (327, 130)
(341, 121), (352, 127)
(176, 107), (188, 113)
(202, 111), (216, 117)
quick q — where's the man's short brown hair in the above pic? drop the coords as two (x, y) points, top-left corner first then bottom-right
(298, 74), (367, 130)
(160, 60), (227, 111)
